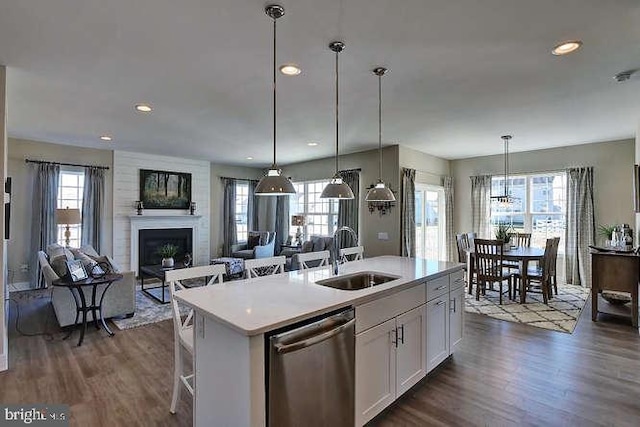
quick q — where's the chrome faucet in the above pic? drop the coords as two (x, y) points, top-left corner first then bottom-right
(333, 226), (359, 275)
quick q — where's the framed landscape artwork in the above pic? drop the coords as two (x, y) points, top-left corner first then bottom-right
(140, 169), (192, 209)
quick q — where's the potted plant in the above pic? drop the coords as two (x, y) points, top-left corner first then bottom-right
(597, 224), (617, 246)
(158, 243), (179, 268)
(495, 223), (512, 250)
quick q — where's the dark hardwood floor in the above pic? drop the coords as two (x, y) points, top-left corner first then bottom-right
(2, 291), (639, 426)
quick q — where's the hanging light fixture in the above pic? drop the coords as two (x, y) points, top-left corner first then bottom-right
(320, 41), (354, 200)
(255, 4), (296, 196)
(365, 67), (396, 202)
(490, 135), (517, 205)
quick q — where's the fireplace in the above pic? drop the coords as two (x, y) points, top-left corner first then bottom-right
(139, 228), (193, 270)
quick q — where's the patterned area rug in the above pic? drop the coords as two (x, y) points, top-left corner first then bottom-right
(465, 283), (590, 333)
(112, 285), (189, 330)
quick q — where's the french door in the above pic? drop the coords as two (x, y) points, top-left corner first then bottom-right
(415, 185), (446, 260)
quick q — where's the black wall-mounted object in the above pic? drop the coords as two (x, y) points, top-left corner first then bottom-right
(5, 177), (11, 239)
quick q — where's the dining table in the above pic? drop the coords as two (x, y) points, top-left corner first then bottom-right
(466, 246), (545, 303)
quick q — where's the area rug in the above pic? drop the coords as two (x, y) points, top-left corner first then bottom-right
(464, 283), (590, 333)
(111, 286), (189, 330)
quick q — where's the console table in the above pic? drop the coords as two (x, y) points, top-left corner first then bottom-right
(591, 251), (639, 327)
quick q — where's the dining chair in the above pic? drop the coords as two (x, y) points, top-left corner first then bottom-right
(165, 264), (226, 414)
(245, 256), (286, 278)
(509, 232), (532, 248)
(513, 238), (554, 304)
(473, 239), (513, 304)
(455, 233), (469, 263)
(297, 250), (330, 270)
(548, 237), (561, 295)
(339, 246), (364, 263)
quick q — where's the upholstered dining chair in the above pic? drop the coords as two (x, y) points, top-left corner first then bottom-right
(165, 264), (226, 414)
(245, 256), (286, 278)
(297, 250), (330, 270)
(512, 237), (555, 304)
(473, 239), (513, 305)
(339, 246), (364, 263)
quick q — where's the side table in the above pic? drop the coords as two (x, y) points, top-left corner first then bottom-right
(53, 273), (124, 346)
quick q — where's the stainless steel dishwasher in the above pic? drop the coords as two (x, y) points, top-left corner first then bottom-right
(267, 307), (355, 427)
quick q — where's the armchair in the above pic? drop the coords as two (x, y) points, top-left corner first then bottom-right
(232, 231), (276, 259)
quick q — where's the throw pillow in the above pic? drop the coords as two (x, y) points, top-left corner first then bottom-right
(73, 251), (101, 275)
(49, 255), (70, 278)
(86, 254), (115, 273)
(79, 244), (100, 258)
(312, 238), (325, 252)
(247, 234), (261, 250)
(46, 243), (74, 261)
(301, 241), (314, 253)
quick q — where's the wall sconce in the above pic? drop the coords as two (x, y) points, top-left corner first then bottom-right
(135, 200), (144, 215)
(189, 201), (197, 215)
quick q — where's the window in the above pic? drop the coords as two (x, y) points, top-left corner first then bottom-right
(491, 172), (567, 252)
(235, 181), (249, 242)
(289, 180), (339, 239)
(57, 170), (84, 247)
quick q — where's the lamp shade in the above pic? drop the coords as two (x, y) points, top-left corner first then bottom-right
(291, 215), (305, 226)
(255, 168), (296, 195)
(320, 175), (355, 199)
(365, 181), (396, 202)
(56, 208), (81, 225)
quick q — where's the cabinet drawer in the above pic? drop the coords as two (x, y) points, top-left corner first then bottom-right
(425, 275), (449, 302)
(449, 270), (465, 291)
(356, 284), (425, 334)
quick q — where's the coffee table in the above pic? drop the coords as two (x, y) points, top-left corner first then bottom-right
(140, 263), (187, 304)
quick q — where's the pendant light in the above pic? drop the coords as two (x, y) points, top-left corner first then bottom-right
(365, 67), (396, 202)
(490, 135), (516, 205)
(255, 4), (296, 196)
(321, 41), (354, 199)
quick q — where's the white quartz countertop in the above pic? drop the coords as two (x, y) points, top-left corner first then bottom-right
(175, 256), (463, 336)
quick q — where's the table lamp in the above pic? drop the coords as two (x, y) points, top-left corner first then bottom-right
(56, 207), (81, 247)
(291, 215), (305, 246)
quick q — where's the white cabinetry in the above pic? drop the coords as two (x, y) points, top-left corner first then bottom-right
(355, 287), (426, 426)
(449, 282), (465, 353)
(425, 295), (449, 372)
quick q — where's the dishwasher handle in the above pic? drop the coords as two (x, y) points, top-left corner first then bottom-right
(274, 317), (355, 355)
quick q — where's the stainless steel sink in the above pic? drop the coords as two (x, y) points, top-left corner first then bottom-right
(315, 272), (400, 291)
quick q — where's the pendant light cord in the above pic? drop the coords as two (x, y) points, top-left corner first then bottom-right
(335, 48), (339, 175)
(272, 17), (277, 167)
(378, 73), (383, 180)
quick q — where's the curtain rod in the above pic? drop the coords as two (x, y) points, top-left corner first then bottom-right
(25, 159), (110, 170)
(339, 168), (362, 173)
(219, 176), (260, 181)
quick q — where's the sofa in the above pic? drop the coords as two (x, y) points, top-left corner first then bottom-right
(38, 244), (136, 327)
(232, 231), (276, 259)
(289, 235), (334, 271)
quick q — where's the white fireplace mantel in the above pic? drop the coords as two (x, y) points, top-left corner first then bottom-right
(129, 215), (203, 275)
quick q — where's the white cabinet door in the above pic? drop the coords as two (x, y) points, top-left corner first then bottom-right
(355, 318), (397, 426)
(426, 295), (449, 373)
(449, 285), (464, 354)
(396, 304), (426, 396)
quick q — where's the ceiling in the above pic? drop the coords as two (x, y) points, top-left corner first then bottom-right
(1, 0), (639, 166)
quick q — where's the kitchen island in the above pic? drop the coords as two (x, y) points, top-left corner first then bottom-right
(175, 255), (464, 427)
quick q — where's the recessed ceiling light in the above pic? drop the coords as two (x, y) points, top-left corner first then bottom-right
(280, 64), (301, 76)
(135, 103), (153, 113)
(246, 156), (254, 160)
(307, 142), (318, 146)
(552, 40), (583, 56)
(99, 135), (112, 142)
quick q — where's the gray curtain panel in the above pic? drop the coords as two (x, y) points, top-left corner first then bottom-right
(30, 163), (60, 287)
(443, 176), (456, 262)
(222, 178), (237, 257)
(565, 167), (595, 287)
(81, 166), (105, 253)
(274, 196), (290, 254)
(470, 175), (492, 238)
(401, 168), (416, 257)
(248, 179), (259, 231)
(338, 170), (360, 249)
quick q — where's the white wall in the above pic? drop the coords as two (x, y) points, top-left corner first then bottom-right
(451, 138), (635, 237)
(281, 146), (400, 257)
(1, 65), (8, 371)
(398, 145), (451, 186)
(112, 151), (211, 271)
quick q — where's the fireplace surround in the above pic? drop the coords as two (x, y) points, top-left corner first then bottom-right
(139, 228), (192, 270)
